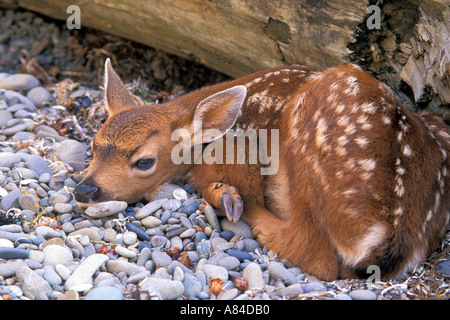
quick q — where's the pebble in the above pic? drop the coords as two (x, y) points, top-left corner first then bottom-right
(204, 205), (221, 230)
(42, 245), (73, 266)
(84, 286), (123, 300)
(26, 86), (50, 106)
(198, 262), (228, 283)
(65, 254), (109, 290)
(84, 201), (128, 218)
(115, 245), (137, 259)
(0, 73), (39, 91)
(243, 262), (265, 291)
(53, 139), (87, 172)
(268, 261), (297, 286)
(139, 276), (184, 300)
(16, 265), (52, 300)
(220, 219), (253, 238)
(141, 216), (162, 228)
(0, 247), (30, 259)
(349, 289), (378, 300)
(125, 222), (150, 241)
(135, 198), (167, 219)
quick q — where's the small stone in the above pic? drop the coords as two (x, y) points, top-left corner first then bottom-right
(219, 230), (235, 242)
(42, 245), (73, 266)
(35, 225), (61, 239)
(122, 231), (138, 245)
(43, 265), (62, 286)
(57, 289), (79, 300)
(141, 216), (162, 228)
(49, 191), (72, 204)
(150, 236), (168, 248)
(115, 245), (137, 259)
(0, 110), (13, 127)
(217, 288), (239, 300)
(106, 260), (146, 276)
(173, 266), (184, 282)
(65, 254), (109, 290)
(198, 263), (228, 284)
(0, 247), (30, 259)
(16, 265), (52, 300)
(125, 222), (150, 241)
(279, 283), (303, 297)
(226, 250), (252, 262)
(18, 193), (40, 213)
(196, 240), (212, 259)
(204, 205), (221, 230)
(173, 188), (188, 200)
(135, 198), (167, 219)
(180, 201), (199, 215)
(55, 264), (71, 281)
(26, 87), (50, 106)
(217, 256), (240, 270)
(179, 228), (196, 238)
(0, 238), (14, 248)
(84, 201), (128, 218)
(183, 273), (203, 298)
(151, 251), (172, 267)
(68, 228), (101, 242)
(349, 289), (378, 300)
(243, 262), (265, 291)
(0, 74), (39, 91)
(54, 203), (73, 214)
(84, 286), (123, 300)
(221, 219), (253, 238)
(53, 139), (87, 172)
(139, 276), (184, 300)
(268, 261), (297, 285)
(0, 152), (22, 168)
(436, 260), (450, 276)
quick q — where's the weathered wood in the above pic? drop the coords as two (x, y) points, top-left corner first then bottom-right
(0, 0), (368, 78)
(399, 0), (449, 113)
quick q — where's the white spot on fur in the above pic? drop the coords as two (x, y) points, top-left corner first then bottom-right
(382, 115), (392, 125)
(360, 102), (377, 114)
(316, 118), (328, 148)
(337, 115), (350, 127)
(343, 223), (387, 267)
(358, 159), (376, 172)
(335, 103), (346, 114)
(403, 145), (412, 157)
(393, 207), (403, 216)
(355, 136), (369, 149)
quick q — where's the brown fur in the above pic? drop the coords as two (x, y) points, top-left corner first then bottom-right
(75, 60), (450, 281)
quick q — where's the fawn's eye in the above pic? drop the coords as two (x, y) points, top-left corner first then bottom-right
(135, 158), (155, 170)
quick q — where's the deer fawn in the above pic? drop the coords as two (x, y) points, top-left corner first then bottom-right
(74, 59), (450, 281)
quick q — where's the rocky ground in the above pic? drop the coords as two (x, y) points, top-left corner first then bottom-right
(0, 8), (449, 301)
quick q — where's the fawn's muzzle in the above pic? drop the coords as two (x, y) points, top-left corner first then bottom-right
(74, 184), (100, 203)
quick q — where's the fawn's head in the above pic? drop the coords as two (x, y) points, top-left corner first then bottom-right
(74, 59), (246, 207)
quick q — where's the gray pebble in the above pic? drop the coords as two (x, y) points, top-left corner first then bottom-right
(84, 286), (123, 300)
(0, 74), (39, 91)
(349, 289), (378, 300)
(268, 261), (297, 286)
(26, 87), (50, 106)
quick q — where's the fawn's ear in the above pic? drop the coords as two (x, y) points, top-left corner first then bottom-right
(191, 85), (247, 143)
(104, 58), (136, 116)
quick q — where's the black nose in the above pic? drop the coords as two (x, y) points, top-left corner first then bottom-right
(74, 184), (100, 203)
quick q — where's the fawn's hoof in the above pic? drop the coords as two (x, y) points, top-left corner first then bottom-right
(220, 192), (244, 223)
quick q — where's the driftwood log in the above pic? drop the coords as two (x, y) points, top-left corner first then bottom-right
(1, 0), (449, 114)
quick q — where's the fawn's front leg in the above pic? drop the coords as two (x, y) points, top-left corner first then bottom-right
(195, 182), (244, 222)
